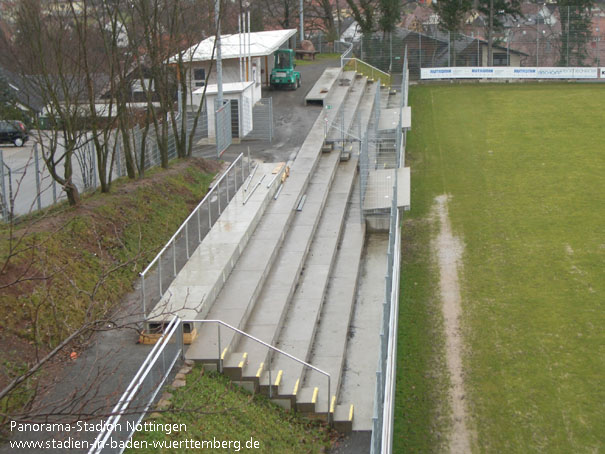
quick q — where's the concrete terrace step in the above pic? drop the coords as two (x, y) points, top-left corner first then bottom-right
(297, 179), (365, 415)
(325, 75), (367, 144)
(264, 79), (377, 401)
(185, 70), (357, 363)
(337, 233), (388, 431)
(255, 157), (358, 397)
(232, 76), (367, 383)
(223, 149), (341, 380)
(146, 163), (278, 329)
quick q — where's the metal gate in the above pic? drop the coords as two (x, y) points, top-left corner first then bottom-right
(245, 98), (274, 142)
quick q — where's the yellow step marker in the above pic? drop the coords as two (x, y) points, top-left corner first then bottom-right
(292, 379), (300, 396)
(220, 348), (228, 360)
(238, 352), (248, 368)
(349, 404), (354, 421)
(330, 395), (336, 414)
(256, 362), (264, 378)
(311, 387), (319, 404)
(274, 370), (283, 387)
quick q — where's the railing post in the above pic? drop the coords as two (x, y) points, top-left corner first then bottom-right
(328, 375), (332, 426)
(218, 179), (221, 213)
(179, 320), (185, 361)
(226, 171), (230, 201)
(197, 207), (202, 243)
(141, 274), (146, 316)
(159, 255), (163, 295)
(268, 354), (272, 398)
(185, 221), (190, 259)
(172, 240), (177, 277)
(218, 323), (223, 373)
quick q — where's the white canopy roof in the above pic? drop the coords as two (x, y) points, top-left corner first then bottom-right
(173, 29), (297, 62)
(193, 81), (253, 95)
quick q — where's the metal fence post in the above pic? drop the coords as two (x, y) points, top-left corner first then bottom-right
(159, 253), (163, 295)
(185, 220), (190, 259)
(141, 275), (146, 316)
(172, 240), (177, 277)
(0, 149), (7, 220)
(116, 137), (123, 178)
(34, 145), (42, 211)
(197, 207), (202, 243)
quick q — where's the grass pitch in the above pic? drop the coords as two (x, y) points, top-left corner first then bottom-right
(396, 83), (605, 453)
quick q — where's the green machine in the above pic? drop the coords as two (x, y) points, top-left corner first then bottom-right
(270, 49), (301, 90)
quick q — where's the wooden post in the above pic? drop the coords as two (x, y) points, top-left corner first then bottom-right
(265, 55), (269, 86)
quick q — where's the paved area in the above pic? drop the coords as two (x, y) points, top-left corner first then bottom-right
(197, 58), (340, 164)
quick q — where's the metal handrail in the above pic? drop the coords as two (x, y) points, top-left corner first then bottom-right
(140, 153), (243, 277)
(343, 58), (392, 86)
(140, 153), (245, 315)
(182, 319), (332, 424)
(337, 40), (354, 68)
(89, 316), (182, 454)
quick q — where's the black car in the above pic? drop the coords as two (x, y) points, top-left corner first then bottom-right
(0, 120), (29, 147)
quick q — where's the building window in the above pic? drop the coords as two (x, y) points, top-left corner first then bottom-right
(493, 53), (508, 66)
(194, 68), (206, 87)
(132, 78), (154, 93)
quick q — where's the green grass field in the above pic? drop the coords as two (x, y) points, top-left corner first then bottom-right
(396, 83), (605, 453)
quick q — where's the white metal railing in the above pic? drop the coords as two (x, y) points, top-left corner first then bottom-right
(182, 319), (332, 424)
(381, 208), (400, 454)
(342, 57), (392, 86)
(89, 316), (183, 454)
(337, 40), (354, 68)
(140, 153), (248, 316)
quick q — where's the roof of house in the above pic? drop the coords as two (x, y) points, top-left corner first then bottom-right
(172, 29), (297, 63)
(0, 65), (45, 112)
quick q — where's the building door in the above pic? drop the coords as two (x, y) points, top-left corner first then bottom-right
(230, 98), (239, 138)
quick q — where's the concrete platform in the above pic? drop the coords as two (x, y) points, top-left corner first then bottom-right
(305, 67), (343, 105)
(378, 106), (411, 131)
(146, 163), (279, 327)
(363, 167), (411, 211)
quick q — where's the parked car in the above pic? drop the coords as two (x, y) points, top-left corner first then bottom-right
(0, 120), (29, 147)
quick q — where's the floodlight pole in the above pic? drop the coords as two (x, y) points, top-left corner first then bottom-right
(300, 0), (304, 44)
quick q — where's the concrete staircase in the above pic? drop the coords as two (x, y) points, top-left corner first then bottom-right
(183, 70), (382, 431)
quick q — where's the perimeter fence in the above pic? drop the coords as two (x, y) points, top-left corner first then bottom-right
(359, 6), (604, 79)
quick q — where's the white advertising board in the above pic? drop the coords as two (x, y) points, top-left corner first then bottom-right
(601, 68), (605, 78)
(421, 67), (600, 80)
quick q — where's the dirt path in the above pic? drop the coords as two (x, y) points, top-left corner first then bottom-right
(432, 194), (472, 454)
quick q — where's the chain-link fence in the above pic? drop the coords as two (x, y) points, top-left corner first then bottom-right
(0, 110), (210, 221)
(89, 316), (183, 454)
(359, 5), (604, 79)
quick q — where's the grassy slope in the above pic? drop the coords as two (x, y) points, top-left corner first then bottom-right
(0, 159), (216, 408)
(127, 369), (329, 454)
(399, 83), (605, 453)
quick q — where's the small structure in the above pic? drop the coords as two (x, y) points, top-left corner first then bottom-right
(295, 40), (319, 60)
(172, 29), (297, 141)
